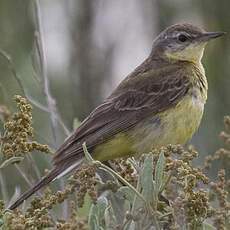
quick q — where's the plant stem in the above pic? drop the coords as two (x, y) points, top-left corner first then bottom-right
(26, 155), (41, 180)
(33, 0), (69, 217)
(14, 163), (42, 196)
(82, 143), (147, 206)
(33, 0), (58, 146)
(0, 171), (8, 202)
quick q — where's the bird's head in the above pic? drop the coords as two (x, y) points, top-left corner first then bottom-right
(152, 23), (225, 63)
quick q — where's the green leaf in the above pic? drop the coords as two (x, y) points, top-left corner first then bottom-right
(140, 154), (154, 203)
(104, 205), (117, 230)
(88, 197), (108, 230)
(115, 187), (135, 219)
(88, 213), (99, 229)
(0, 157), (23, 169)
(88, 214), (98, 230)
(97, 197), (108, 222)
(108, 190), (126, 225)
(118, 186), (135, 203)
(77, 193), (92, 217)
(0, 218), (3, 226)
(155, 152), (166, 194)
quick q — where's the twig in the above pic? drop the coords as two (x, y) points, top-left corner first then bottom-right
(0, 49), (48, 113)
(33, 0), (69, 218)
(26, 155), (41, 180)
(33, 0), (58, 147)
(14, 163), (42, 196)
(0, 49), (26, 96)
(0, 83), (9, 105)
(57, 114), (71, 136)
(0, 48), (70, 136)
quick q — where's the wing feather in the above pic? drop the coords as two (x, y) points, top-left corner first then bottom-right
(53, 63), (191, 166)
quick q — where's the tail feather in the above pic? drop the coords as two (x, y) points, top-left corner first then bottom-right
(8, 167), (61, 210)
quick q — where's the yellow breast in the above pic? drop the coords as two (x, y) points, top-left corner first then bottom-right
(155, 91), (204, 145)
(130, 87), (206, 154)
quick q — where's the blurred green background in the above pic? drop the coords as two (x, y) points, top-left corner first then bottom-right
(0, 0), (229, 199)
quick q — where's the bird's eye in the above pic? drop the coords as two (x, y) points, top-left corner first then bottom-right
(178, 34), (188, 42)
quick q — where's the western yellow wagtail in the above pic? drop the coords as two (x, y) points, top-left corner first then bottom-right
(9, 23), (225, 209)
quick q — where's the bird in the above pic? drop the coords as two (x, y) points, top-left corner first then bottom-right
(8, 23), (225, 210)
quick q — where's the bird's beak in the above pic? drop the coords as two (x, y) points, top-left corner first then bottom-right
(199, 31), (226, 42)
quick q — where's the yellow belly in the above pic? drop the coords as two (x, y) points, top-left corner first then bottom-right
(93, 93), (205, 161)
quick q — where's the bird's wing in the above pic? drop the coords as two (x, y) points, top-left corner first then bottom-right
(53, 64), (191, 166)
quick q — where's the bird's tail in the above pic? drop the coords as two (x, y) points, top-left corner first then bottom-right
(8, 167), (61, 210)
(8, 158), (83, 210)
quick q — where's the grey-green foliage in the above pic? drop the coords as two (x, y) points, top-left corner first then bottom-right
(88, 197), (108, 230)
(88, 153), (167, 230)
